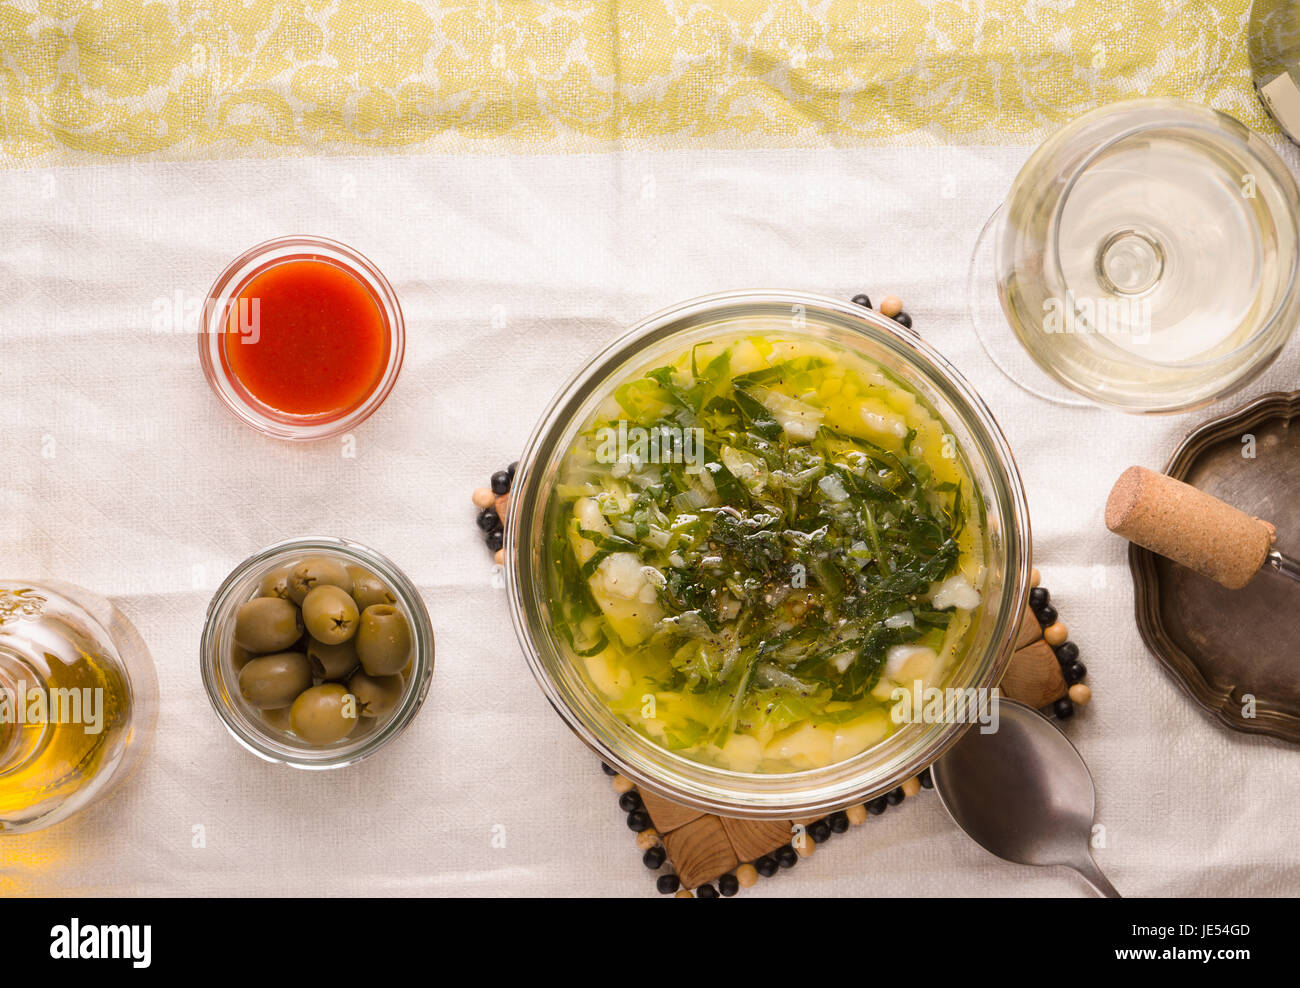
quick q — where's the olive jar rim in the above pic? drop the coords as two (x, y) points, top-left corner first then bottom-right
(200, 536), (434, 769)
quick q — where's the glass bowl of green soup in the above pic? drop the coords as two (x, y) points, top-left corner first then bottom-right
(507, 291), (1032, 818)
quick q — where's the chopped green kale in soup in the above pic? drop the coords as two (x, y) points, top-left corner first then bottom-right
(548, 333), (985, 772)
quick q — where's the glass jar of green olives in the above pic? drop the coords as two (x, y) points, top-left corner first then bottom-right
(201, 538), (434, 769)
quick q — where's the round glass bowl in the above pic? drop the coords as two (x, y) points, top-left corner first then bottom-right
(0, 581), (157, 835)
(200, 538), (434, 769)
(198, 236), (405, 441)
(991, 98), (1300, 413)
(506, 291), (1032, 819)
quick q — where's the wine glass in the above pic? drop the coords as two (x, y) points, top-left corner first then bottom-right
(969, 98), (1300, 413)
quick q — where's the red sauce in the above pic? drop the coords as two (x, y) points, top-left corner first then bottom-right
(223, 258), (388, 418)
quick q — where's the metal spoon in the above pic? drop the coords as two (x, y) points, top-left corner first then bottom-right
(930, 697), (1120, 897)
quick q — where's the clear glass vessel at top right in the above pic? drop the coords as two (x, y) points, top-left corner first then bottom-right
(996, 98), (1300, 413)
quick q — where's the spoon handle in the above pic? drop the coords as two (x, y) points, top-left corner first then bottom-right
(1071, 854), (1121, 898)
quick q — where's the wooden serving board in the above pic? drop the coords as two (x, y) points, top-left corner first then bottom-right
(1001, 608), (1069, 708)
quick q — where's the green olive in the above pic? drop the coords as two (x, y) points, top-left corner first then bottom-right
(348, 670), (404, 718)
(231, 643), (254, 673)
(258, 564), (295, 601)
(238, 652), (312, 709)
(347, 566), (396, 610)
(234, 597), (304, 653)
(289, 683), (359, 744)
(288, 556), (354, 605)
(306, 638), (358, 681)
(261, 705), (293, 731)
(301, 585), (360, 645)
(355, 604), (412, 676)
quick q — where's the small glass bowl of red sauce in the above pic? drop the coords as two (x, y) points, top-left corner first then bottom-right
(199, 236), (405, 440)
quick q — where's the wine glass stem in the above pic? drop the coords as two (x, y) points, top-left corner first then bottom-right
(1096, 229), (1165, 296)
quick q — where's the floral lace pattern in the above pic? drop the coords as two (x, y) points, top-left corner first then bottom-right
(0, 0), (1274, 162)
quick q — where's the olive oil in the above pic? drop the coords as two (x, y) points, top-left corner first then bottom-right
(547, 333), (986, 773)
(0, 587), (133, 833)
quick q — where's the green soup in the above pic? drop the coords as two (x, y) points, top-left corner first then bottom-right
(547, 332), (985, 773)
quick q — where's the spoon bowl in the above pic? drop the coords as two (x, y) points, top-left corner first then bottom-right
(931, 697), (1120, 897)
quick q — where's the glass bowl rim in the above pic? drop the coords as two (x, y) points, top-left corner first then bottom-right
(505, 289), (1033, 817)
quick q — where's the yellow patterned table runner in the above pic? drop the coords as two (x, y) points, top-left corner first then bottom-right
(0, 0), (1275, 162)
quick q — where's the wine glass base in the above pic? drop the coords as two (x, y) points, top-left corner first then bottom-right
(966, 204), (1093, 410)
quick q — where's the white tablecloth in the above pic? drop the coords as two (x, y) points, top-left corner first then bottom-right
(1, 146), (1298, 896)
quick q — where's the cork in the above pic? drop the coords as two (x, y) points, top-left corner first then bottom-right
(1105, 466), (1275, 590)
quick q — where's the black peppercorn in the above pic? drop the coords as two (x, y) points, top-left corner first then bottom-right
(490, 470), (511, 495)
(1063, 660), (1087, 685)
(476, 506), (501, 532)
(851, 293), (872, 309)
(1035, 603), (1058, 626)
(618, 790), (642, 813)
(754, 855), (778, 877)
(718, 873), (740, 897)
(601, 762), (616, 776)
(507, 461), (518, 481)
(486, 529), (504, 552)
(894, 310), (913, 329)
(626, 809), (651, 832)
(1054, 641), (1079, 665)
(885, 787), (904, 806)
(775, 844), (798, 868)
(808, 820), (832, 843)
(656, 873), (680, 894)
(1029, 586), (1049, 610)
(1054, 697), (1075, 719)
(867, 796), (888, 815)
(919, 767), (933, 789)
(696, 883), (719, 899)
(828, 811), (850, 834)
(643, 846), (666, 869)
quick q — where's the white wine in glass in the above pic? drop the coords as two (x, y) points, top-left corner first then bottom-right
(971, 99), (1300, 413)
